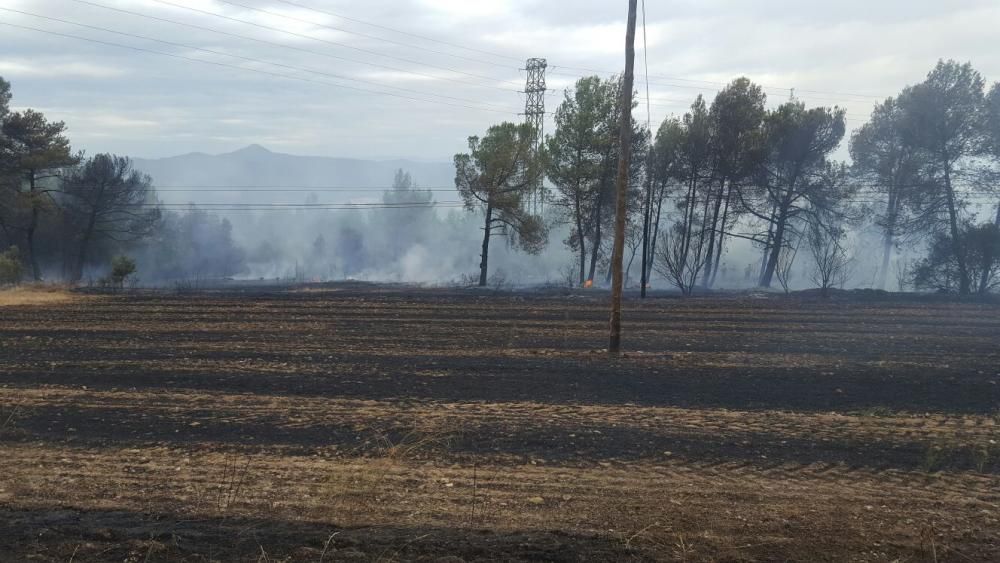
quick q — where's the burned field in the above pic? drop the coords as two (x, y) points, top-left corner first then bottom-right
(1, 286), (998, 562)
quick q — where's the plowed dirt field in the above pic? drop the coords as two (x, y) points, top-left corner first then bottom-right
(1, 286), (998, 561)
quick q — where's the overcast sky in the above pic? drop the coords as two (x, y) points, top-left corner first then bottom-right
(1, 0), (998, 161)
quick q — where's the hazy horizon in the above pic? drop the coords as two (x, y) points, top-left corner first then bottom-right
(132, 143), (455, 164)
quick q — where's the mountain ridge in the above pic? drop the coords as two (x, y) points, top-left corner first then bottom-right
(131, 145), (457, 205)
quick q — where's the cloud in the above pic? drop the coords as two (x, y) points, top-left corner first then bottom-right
(0, 59), (126, 78)
(0, 0), (995, 160)
(415, 0), (514, 21)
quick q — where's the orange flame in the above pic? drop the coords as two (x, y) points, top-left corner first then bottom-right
(583, 279), (593, 288)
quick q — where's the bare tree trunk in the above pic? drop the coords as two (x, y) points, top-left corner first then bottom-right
(709, 183), (732, 287)
(478, 203), (493, 287)
(574, 190), (587, 286)
(679, 178), (697, 274)
(588, 190), (604, 283)
(625, 242), (639, 287)
(646, 185), (664, 283)
(701, 179), (726, 287)
(640, 157), (653, 297)
(978, 243), (993, 294)
(877, 188), (901, 290)
(942, 162), (970, 294)
(758, 202), (778, 284)
(26, 209), (41, 281)
(879, 230), (893, 291)
(760, 207), (787, 288)
(609, 0), (637, 356)
(73, 214), (97, 283)
(25, 170), (42, 281)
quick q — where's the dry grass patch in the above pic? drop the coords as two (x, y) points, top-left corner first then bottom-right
(0, 285), (80, 307)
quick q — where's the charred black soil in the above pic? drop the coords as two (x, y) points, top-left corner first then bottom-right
(1, 286), (998, 561)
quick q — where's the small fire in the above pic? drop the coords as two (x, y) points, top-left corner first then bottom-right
(583, 279), (593, 288)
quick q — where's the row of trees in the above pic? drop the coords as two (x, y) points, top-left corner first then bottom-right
(3, 60), (997, 293)
(455, 60), (1000, 295)
(0, 76), (246, 284)
(852, 61), (1000, 294)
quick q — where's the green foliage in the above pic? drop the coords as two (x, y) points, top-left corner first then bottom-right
(62, 154), (159, 282)
(894, 60), (990, 294)
(545, 76), (628, 196)
(651, 117), (684, 183)
(545, 75), (647, 286)
(454, 122), (547, 285)
(899, 60), (987, 163)
(921, 443), (954, 473)
(912, 223), (1000, 294)
(545, 77), (610, 265)
(0, 246), (22, 286)
(754, 102), (849, 287)
(763, 102), (846, 173)
(110, 255), (137, 288)
(709, 77), (767, 180)
(455, 122), (547, 221)
(1, 105), (78, 281)
(922, 440), (999, 473)
(1, 109), (77, 175)
(0, 76), (10, 120)
(849, 97), (925, 240)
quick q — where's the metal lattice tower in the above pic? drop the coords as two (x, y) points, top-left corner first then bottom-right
(522, 58), (547, 143)
(522, 58), (547, 212)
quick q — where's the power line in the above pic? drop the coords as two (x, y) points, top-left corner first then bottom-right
(149, 186), (998, 196)
(143, 202), (468, 212)
(67, 0), (519, 94)
(145, 201), (465, 206)
(152, 186), (457, 192)
(0, 21), (516, 116)
(215, 0), (519, 68)
(545, 87), (871, 125)
(239, 0), (888, 104)
(145, 0), (522, 88)
(270, 0), (522, 63)
(547, 71), (880, 116)
(58, 0), (886, 114)
(549, 69), (886, 108)
(147, 202), (464, 207)
(74, 0), (886, 109)
(548, 65), (887, 101)
(0, 8), (516, 112)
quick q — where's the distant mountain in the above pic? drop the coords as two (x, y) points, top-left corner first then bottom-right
(132, 145), (457, 205)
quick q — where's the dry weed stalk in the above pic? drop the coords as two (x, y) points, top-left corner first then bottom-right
(0, 403), (21, 435)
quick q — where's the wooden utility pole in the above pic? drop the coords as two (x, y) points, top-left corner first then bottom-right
(609, 0), (638, 355)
